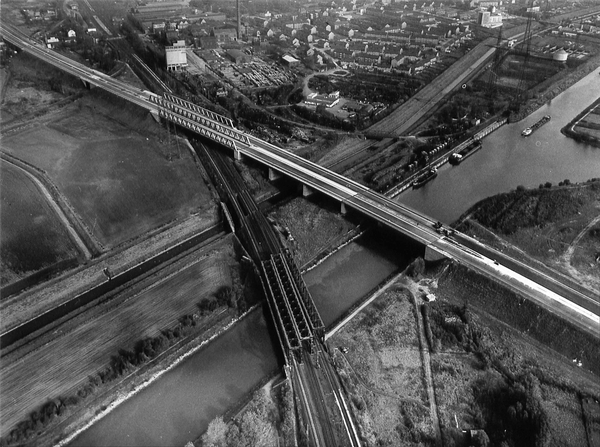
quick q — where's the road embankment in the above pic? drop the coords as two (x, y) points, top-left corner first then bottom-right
(437, 262), (600, 376)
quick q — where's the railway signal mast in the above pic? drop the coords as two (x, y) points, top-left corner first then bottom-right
(513, 1), (535, 109)
(486, 26), (506, 98)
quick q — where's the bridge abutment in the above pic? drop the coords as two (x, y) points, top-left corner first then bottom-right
(424, 244), (448, 262)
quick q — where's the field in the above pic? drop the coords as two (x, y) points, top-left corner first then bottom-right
(331, 263), (600, 446)
(0, 237), (236, 436)
(422, 263), (600, 447)
(268, 197), (359, 267)
(329, 283), (436, 446)
(0, 162), (80, 285)
(1, 96), (212, 250)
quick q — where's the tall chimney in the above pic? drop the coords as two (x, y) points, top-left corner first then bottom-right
(237, 0), (241, 40)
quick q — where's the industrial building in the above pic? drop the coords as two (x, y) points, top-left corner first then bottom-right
(166, 40), (188, 71)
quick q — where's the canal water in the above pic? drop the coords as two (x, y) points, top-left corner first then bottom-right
(304, 230), (421, 327)
(70, 311), (279, 447)
(399, 67), (600, 224)
(69, 67), (599, 447)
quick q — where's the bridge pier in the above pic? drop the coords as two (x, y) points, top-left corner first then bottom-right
(340, 202), (347, 215)
(234, 149), (243, 161)
(302, 184), (314, 197)
(424, 245), (448, 262)
(80, 79), (94, 89)
(150, 110), (160, 123)
(268, 167), (282, 181)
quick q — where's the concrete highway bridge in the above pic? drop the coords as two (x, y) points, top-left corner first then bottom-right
(1, 23), (598, 336)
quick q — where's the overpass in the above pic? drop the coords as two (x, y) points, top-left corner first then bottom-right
(2, 22), (598, 339)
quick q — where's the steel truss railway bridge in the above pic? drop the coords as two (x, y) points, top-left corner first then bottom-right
(197, 144), (357, 446)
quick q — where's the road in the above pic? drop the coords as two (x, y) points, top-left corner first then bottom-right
(2, 21), (597, 339)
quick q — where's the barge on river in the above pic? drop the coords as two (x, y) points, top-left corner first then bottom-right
(412, 168), (438, 188)
(522, 115), (551, 137)
(449, 140), (482, 165)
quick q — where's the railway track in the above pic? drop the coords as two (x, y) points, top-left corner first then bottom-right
(0, 224), (224, 352)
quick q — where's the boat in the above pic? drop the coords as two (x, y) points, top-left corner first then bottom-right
(449, 153), (463, 165)
(522, 115), (551, 137)
(412, 168), (438, 188)
(449, 141), (482, 165)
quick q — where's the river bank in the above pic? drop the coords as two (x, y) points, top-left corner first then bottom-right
(53, 307), (240, 447)
(562, 97), (600, 147)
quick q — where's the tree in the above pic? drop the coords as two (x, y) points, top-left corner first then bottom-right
(202, 417), (228, 447)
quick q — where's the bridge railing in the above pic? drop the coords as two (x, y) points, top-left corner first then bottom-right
(159, 93), (235, 127)
(158, 109), (245, 149)
(154, 100), (250, 146)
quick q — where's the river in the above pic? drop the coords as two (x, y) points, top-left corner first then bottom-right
(399, 67), (600, 223)
(69, 67), (600, 447)
(70, 311), (278, 447)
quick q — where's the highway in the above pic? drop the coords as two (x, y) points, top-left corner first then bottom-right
(2, 21), (597, 339)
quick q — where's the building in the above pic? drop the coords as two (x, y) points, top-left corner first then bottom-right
(478, 10), (502, 28)
(226, 48), (251, 64)
(166, 41), (188, 71)
(282, 54), (300, 67)
(46, 36), (60, 48)
(304, 91), (340, 108)
(213, 26), (238, 43)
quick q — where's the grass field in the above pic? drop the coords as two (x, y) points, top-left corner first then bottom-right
(0, 163), (80, 285)
(1, 98), (212, 250)
(330, 285), (435, 446)
(268, 197), (358, 267)
(0, 237), (235, 435)
(422, 263), (600, 447)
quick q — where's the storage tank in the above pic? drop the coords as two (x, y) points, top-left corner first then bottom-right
(553, 49), (568, 62)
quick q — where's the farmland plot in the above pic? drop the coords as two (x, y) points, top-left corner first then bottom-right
(1, 101), (212, 249)
(0, 162), (80, 285)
